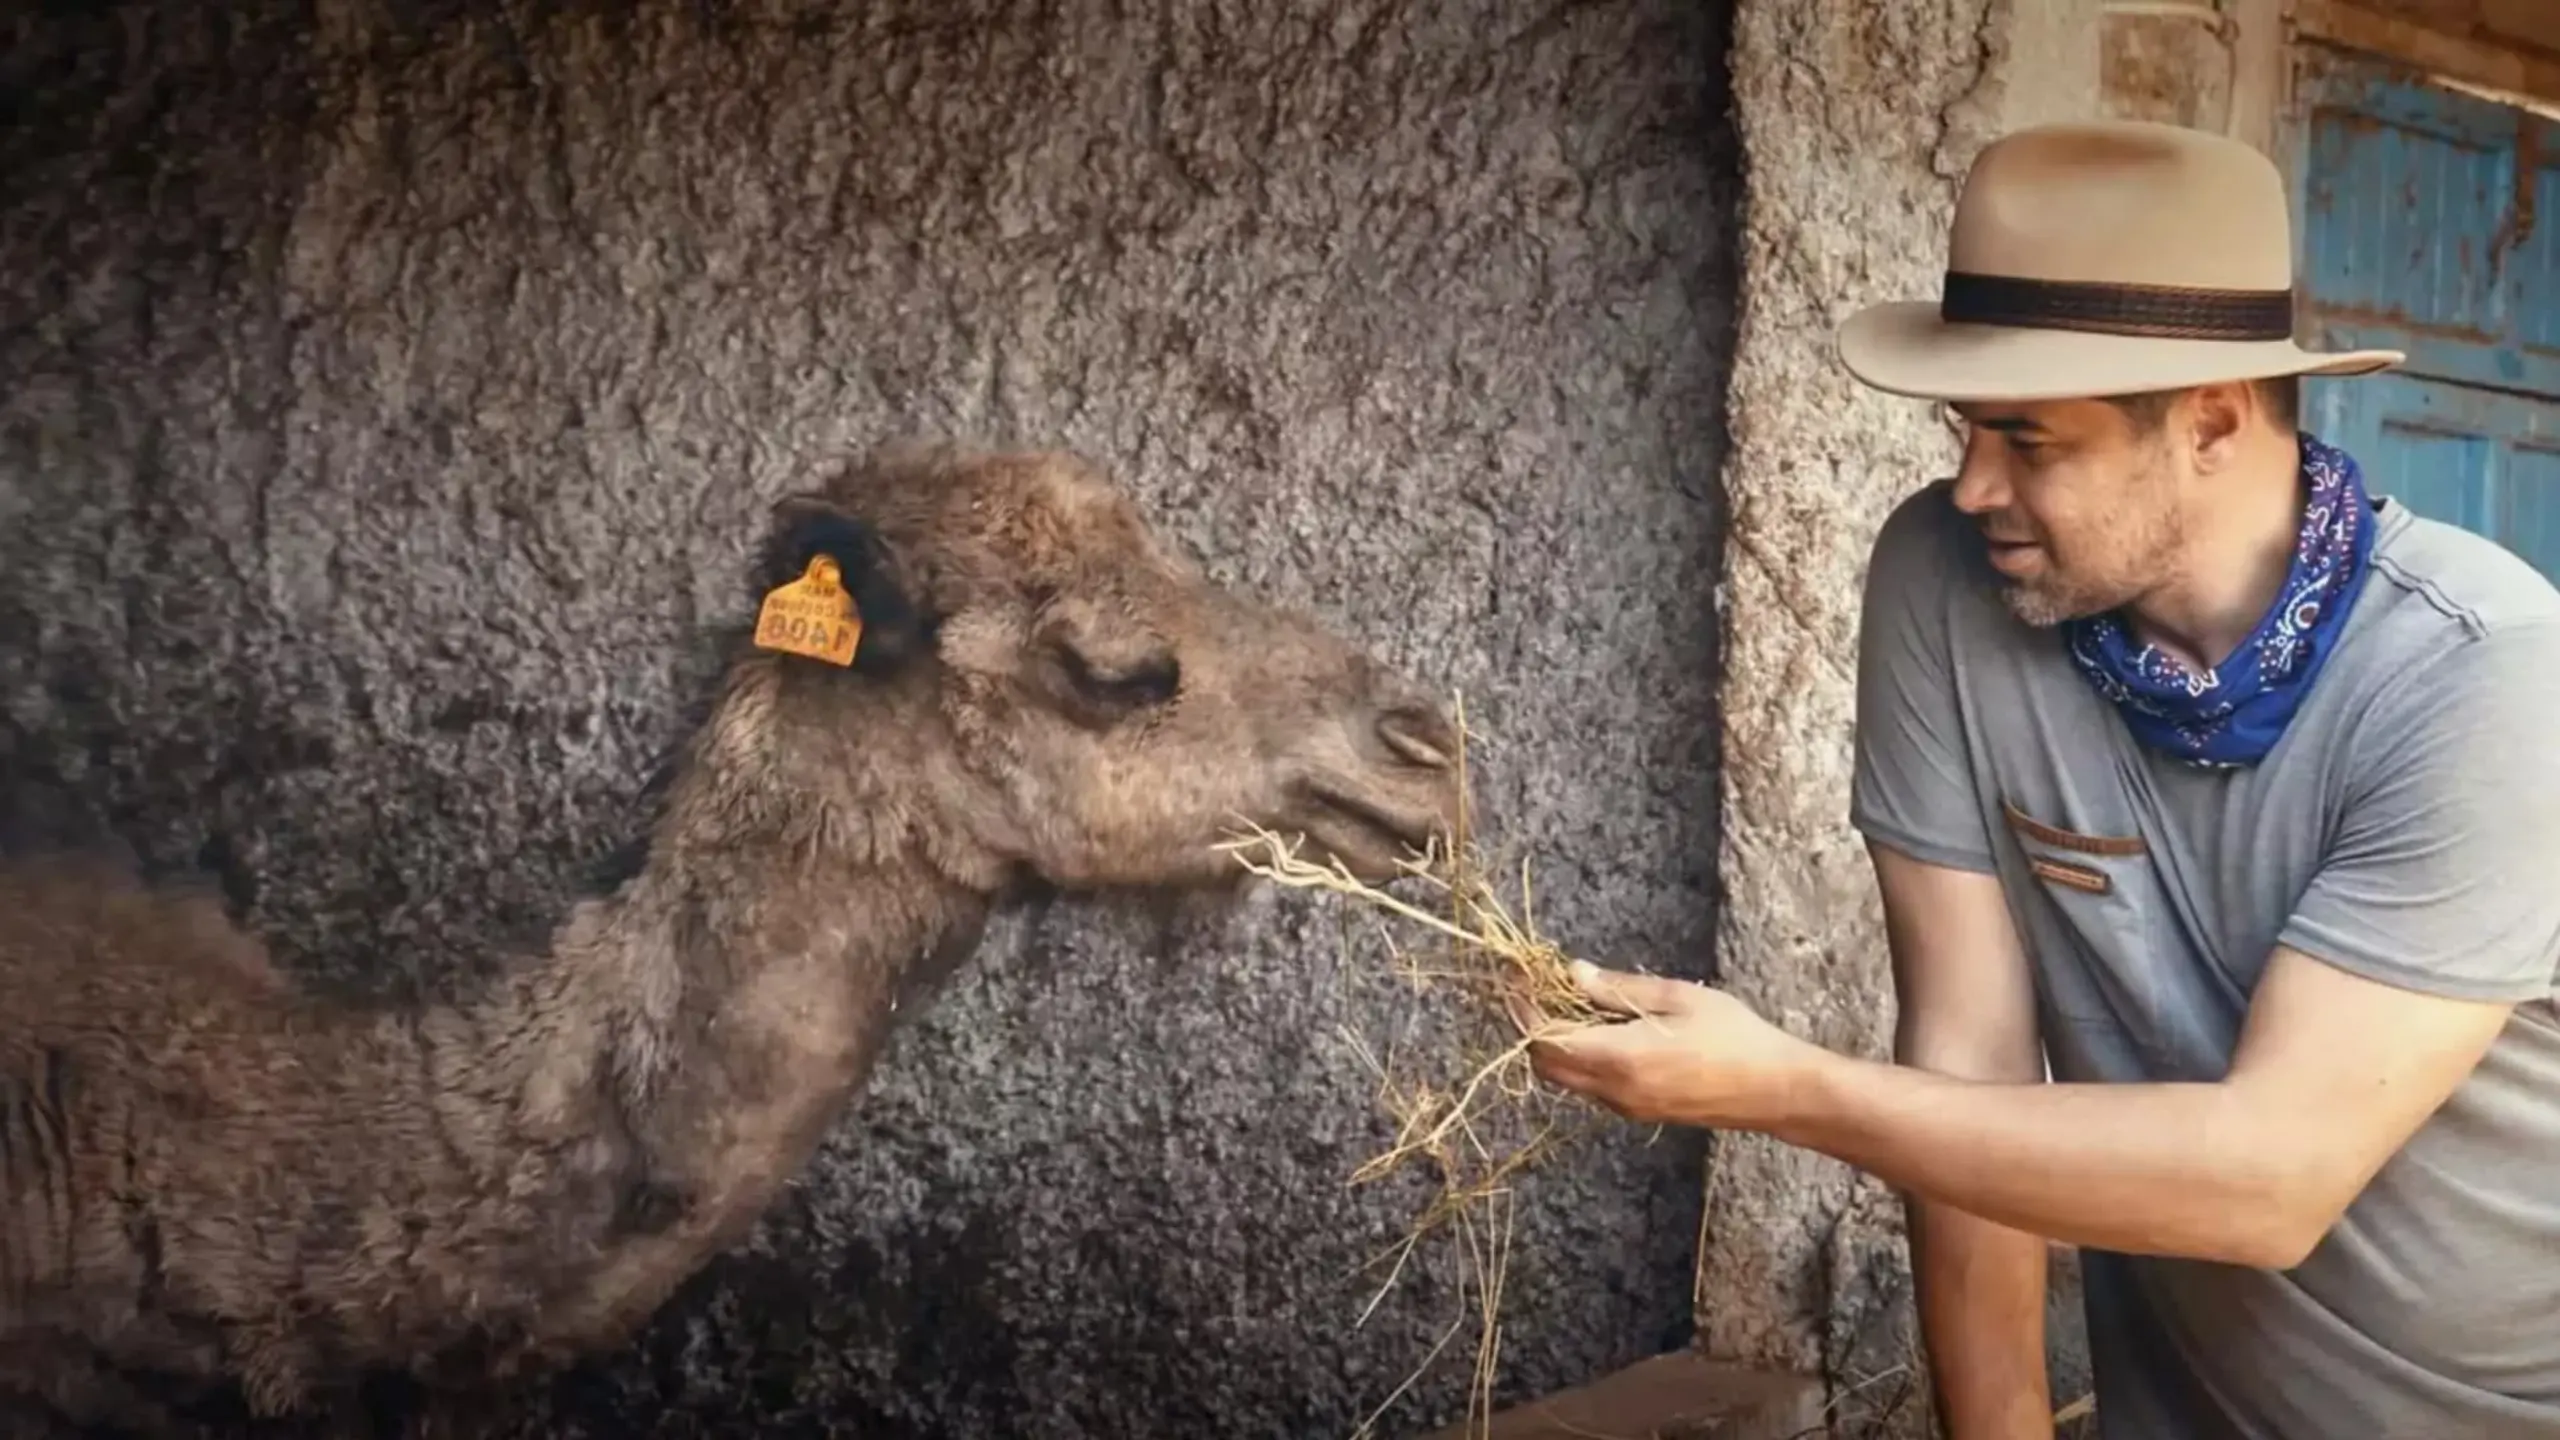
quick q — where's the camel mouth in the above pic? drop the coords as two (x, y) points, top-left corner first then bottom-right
(1289, 781), (1446, 878)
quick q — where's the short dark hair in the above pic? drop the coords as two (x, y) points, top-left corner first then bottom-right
(2104, 375), (2300, 434)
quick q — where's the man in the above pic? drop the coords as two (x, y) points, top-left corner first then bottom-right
(1529, 119), (2560, 1439)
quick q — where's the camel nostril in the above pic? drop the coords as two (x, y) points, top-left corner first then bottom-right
(1376, 705), (1459, 771)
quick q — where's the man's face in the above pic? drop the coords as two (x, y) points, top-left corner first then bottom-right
(1943, 394), (2190, 627)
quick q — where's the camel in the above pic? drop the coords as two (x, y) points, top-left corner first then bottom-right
(0, 443), (1465, 1437)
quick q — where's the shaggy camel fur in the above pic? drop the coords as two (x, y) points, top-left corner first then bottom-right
(0, 444), (1464, 1436)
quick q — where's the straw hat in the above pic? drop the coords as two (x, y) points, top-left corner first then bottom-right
(1836, 119), (2404, 402)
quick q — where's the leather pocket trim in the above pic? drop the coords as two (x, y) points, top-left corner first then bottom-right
(2028, 856), (2111, 895)
(2001, 799), (2148, 857)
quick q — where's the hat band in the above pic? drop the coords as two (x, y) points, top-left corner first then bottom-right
(1940, 271), (2296, 342)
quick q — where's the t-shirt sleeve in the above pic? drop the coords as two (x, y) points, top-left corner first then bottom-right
(2279, 620), (2560, 1002)
(1849, 484), (1998, 874)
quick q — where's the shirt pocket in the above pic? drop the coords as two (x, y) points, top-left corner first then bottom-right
(1999, 797), (2184, 1074)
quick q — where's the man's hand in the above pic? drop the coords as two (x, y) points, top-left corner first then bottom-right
(1525, 963), (1824, 1131)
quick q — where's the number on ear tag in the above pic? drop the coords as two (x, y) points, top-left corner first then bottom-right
(754, 555), (863, 667)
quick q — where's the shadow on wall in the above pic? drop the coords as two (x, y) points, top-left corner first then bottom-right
(0, 0), (1741, 1435)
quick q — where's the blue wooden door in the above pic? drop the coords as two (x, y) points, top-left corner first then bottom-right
(2291, 46), (2560, 580)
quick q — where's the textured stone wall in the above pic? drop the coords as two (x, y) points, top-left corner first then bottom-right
(0, 2), (1736, 1436)
(2102, 7), (2237, 131)
(1711, 0), (2098, 1431)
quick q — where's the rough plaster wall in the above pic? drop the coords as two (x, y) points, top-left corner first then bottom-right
(2101, 10), (2236, 130)
(0, 2), (1736, 1436)
(1711, 0), (2097, 1431)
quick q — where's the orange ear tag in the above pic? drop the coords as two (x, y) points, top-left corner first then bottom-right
(753, 555), (863, 667)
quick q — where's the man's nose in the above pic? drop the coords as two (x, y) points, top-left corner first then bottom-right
(1948, 437), (2010, 517)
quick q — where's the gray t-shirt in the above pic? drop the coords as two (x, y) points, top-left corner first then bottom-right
(1850, 478), (2560, 1440)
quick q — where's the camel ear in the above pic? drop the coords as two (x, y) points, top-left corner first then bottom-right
(762, 498), (936, 675)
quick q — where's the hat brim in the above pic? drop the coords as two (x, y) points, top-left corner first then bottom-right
(1836, 301), (2403, 403)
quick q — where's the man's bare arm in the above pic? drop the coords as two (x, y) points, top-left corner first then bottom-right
(1872, 841), (2053, 1440)
(1769, 943), (2516, 1268)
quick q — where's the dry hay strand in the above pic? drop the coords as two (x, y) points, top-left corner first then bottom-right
(1781, 1364), (1919, 1440)
(1216, 695), (1619, 1440)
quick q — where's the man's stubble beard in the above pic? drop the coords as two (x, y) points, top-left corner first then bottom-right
(1998, 452), (2185, 630)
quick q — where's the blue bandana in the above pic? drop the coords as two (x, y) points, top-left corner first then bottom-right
(2061, 432), (2377, 769)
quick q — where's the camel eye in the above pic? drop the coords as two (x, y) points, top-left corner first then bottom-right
(1029, 594), (1181, 724)
(1058, 643), (1181, 713)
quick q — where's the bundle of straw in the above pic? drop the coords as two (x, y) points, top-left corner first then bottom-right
(1216, 696), (1620, 1439)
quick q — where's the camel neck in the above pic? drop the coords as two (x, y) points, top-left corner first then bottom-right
(522, 754), (997, 1339)
(527, 662), (1002, 1119)
(482, 772), (996, 1176)
(429, 668), (996, 1179)
(325, 670), (1005, 1362)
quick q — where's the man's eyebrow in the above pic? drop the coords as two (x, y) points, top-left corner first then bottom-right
(1951, 407), (2049, 435)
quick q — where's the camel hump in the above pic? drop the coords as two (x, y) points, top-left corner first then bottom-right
(0, 849), (287, 1010)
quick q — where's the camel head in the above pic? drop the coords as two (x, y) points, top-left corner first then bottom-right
(738, 445), (1465, 895)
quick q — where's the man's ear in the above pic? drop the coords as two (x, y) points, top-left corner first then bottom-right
(2187, 382), (2250, 473)
(761, 496), (937, 675)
